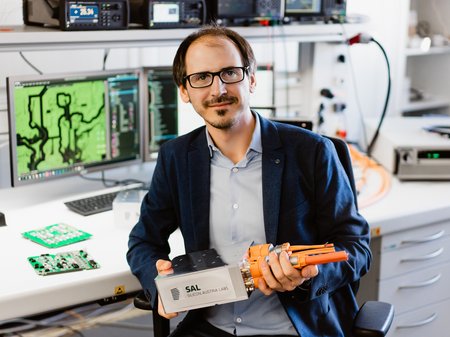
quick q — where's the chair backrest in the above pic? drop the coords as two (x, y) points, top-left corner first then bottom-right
(324, 136), (358, 209)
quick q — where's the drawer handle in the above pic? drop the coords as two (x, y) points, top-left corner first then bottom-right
(398, 273), (441, 289)
(396, 312), (437, 329)
(401, 230), (445, 245)
(400, 247), (444, 263)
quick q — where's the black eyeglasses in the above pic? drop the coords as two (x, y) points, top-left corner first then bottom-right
(183, 66), (249, 88)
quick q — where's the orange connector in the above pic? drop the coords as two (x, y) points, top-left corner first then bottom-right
(240, 243), (348, 291)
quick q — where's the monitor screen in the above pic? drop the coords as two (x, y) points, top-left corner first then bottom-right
(285, 0), (322, 15)
(7, 69), (143, 187)
(217, 1), (253, 18)
(143, 66), (178, 161)
(152, 3), (180, 23)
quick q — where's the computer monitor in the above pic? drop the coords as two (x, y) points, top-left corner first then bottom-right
(143, 66), (178, 161)
(7, 69), (143, 187)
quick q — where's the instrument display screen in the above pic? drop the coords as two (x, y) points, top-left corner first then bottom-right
(153, 3), (180, 23)
(69, 4), (99, 22)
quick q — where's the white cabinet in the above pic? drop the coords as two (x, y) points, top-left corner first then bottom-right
(399, 0), (450, 116)
(376, 220), (450, 337)
(390, 299), (450, 337)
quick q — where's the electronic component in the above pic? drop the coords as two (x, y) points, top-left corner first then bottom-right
(27, 249), (100, 276)
(365, 117), (450, 180)
(156, 243), (347, 313)
(129, 0), (206, 28)
(23, 0), (129, 31)
(155, 249), (248, 313)
(65, 191), (120, 216)
(284, 0), (346, 23)
(22, 223), (92, 248)
(272, 119), (313, 131)
(241, 242), (348, 292)
(209, 0), (285, 26)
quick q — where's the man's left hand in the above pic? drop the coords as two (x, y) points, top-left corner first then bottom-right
(257, 251), (319, 295)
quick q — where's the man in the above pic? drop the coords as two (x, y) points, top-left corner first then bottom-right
(127, 24), (371, 337)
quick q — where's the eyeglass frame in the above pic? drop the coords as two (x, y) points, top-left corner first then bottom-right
(183, 66), (249, 89)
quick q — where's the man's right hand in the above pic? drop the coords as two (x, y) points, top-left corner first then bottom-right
(156, 259), (179, 319)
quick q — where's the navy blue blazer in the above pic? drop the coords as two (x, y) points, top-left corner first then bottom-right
(127, 113), (371, 337)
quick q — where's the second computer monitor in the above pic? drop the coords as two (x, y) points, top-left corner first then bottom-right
(144, 66), (179, 160)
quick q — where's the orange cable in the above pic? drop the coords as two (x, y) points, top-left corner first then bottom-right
(347, 144), (391, 208)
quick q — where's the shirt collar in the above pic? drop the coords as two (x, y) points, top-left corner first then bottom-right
(205, 112), (263, 158)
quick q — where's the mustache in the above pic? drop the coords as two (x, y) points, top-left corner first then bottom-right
(203, 95), (238, 108)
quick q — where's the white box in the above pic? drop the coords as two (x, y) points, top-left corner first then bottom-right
(155, 264), (248, 314)
(113, 189), (146, 228)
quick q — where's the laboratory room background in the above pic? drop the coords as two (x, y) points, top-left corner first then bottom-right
(1, 0), (450, 337)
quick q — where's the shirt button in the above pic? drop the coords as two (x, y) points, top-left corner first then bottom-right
(232, 167), (239, 173)
(236, 317), (242, 323)
(233, 203), (239, 209)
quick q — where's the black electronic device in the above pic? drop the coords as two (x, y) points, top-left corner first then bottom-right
(209, 0), (285, 26)
(284, 0), (346, 23)
(7, 69), (143, 187)
(23, 0), (129, 30)
(129, 0), (206, 28)
(64, 191), (120, 215)
(143, 67), (179, 160)
(272, 119), (313, 130)
(0, 212), (6, 227)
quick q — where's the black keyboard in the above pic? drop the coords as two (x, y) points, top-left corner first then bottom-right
(64, 191), (119, 216)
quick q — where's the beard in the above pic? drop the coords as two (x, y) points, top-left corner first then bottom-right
(203, 95), (239, 130)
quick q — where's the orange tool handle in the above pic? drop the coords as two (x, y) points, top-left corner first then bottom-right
(306, 250), (349, 264)
(290, 251), (349, 268)
(248, 251), (348, 289)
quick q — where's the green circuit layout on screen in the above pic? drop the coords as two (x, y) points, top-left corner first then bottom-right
(13, 79), (107, 176)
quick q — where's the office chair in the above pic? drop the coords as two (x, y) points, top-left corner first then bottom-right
(134, 136), (394, 337)
(134, 292), (393, 337)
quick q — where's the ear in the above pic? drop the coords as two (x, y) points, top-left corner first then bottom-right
(179, 85), (190, 103)
(249, 72), (256, 93)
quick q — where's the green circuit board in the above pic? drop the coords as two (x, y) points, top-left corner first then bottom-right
(27, 249), (100, 276)
(22, 223), (92, 248)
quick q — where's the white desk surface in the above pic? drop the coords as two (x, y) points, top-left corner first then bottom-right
(0, 185), (184, 321)
(1, 178), (450, 321)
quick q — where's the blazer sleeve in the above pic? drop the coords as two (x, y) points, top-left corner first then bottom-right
(127, 146), (178, 308)
(291, 137), (371, 301)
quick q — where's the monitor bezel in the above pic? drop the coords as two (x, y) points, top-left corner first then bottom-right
(7, 68), (144, 187)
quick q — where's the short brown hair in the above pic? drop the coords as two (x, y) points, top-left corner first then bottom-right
(172, 24), (256, 87)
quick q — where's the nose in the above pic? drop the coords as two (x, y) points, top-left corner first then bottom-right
(210, 74), (227, 95)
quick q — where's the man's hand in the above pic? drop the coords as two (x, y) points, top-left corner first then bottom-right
(156, 259), (178, 319)
(257, 251), (319, 295)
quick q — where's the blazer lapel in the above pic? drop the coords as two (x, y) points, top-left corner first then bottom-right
(187, 131), (211, 251)
(260, 116), (284, 244)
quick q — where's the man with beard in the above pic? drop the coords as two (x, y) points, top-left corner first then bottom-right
(127, 24), (371, 337)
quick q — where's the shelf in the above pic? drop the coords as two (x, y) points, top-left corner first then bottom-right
(405, 46), (450, 57)
(0, 23), (356, 52)
(402, 98), (450, 113)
